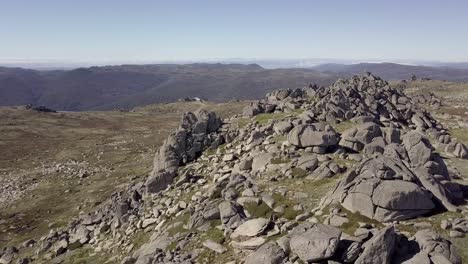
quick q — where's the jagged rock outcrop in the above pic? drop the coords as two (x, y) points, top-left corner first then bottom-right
(145, 110), (222, 194)
(354, 225), (397, 264)
(287, 123), (339, 152)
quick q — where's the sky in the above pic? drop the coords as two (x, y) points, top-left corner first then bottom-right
(1, 0), (467, 64)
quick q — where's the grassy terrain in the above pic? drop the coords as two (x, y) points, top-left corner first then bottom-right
(0, 101), (247, 248)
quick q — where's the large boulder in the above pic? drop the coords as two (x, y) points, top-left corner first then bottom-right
(445, 141), (468, 159)
(147, 111), (222, 194)
(322, 152), (455, 222)
(219, 201), (245, 229)
(251, 153), (274, 173)
(371, 180), (435, 222)
(339, 122), (382, 152)
(403, 131), (433, 167)
(145, 170), (176, 194)
(290, 224), (342, 262)
(244, 242), (285, 264)
(243, 102), (264, 117)
(231, 218), (270, 239)
(287, 123), (338, 148)
(355, 226), (398, 264)
(414, 229), (462, 264)
(273, 120), (293, 134)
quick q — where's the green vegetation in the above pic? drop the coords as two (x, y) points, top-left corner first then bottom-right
(166, 240), (179, 251)
(270, 193), (302, 220)
(131, 230), (152, 252)
(167, 213), (190, 236)
(282, 207), (301, 220)
(291, 167), (307, 178)
(450, 128), (468, 145)
(196, 248), (235, 264)
(333, 120), (354, 133)
(272, 135), (287, 143)
(337, 206), (383, 235)
(254, 109), (304, 125)
(333, 157), (357, 168)
(236, 118), (250, 129)
(204, 143), (227, 156)
(60, 247), (110, 264)
(244, 201), (273, 218)
(270, 157), (291, 164)
(279, 177), (339, 209)
(255, 112), (290, 125)
(202, 227), (225, 244)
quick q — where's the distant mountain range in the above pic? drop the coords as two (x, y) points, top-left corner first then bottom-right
(0, 64), (339, 111)
(310, 62), (468, 81)
(1, 62), (467, 111)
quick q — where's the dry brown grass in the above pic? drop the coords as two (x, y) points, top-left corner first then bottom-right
(0, 101), (247, 247)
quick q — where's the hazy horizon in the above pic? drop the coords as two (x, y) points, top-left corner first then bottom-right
(2, 0), (468, 63)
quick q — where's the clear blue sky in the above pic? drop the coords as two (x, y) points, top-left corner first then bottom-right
(1, 0), (467, 62)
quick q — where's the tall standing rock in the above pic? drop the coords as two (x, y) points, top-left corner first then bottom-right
(145, 110), (222, 194)
(355, 226), (397, 264)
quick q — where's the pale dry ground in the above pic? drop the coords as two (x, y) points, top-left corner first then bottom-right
(0, 101), (248, 248)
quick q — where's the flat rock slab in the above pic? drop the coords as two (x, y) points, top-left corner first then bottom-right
(231, 237), (266, 250)
(290, 223), (342, 262)
(202, 240), (227, 254)
(231, 218), (270, 239)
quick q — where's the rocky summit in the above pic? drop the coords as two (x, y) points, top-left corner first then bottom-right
(2, 73), (468, 264)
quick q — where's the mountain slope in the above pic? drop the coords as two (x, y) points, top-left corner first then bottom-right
(312, 62), (468, 81)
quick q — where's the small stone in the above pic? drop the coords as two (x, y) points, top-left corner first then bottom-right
(449, 230), (464, 238)
(142, 218), (158, 228)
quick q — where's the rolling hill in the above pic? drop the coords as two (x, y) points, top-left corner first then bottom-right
(2, 62), (468, 111)
(0, 64), (340, 111)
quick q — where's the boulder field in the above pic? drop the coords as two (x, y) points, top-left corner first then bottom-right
(3, 73), (468, 264)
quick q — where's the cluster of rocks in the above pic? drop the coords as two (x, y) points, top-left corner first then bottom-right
(25, 104), (57, 113)
(145, 110), (222, 194)
(441, 217), (468, 238)
(0, 171), (40, 208)
(320, 129), (464, 222)
(4, 73), (467, 264)
(40, 160), (103, 179)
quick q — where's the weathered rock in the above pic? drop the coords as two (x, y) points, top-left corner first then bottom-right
(403, 131), (433, 167)
(290, 224), (341, 262)
(145, 170), (175, 194)
(355, 226), (397, 264)
(243, 102), (263, 117)
(401, 252), (431, 264)
(273, 121), (293, 134)
(288, 124), (338, 148)
(231, 218), (270, 238)
(219, 201), (244, 229)
(231, 237), (266, 250)
(371, 180), (435, 222)
(414, 229), (461, 264)
(244, 242), (285, 264)
(251, 153), (274, 173)
(202, 240), (227, 254)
